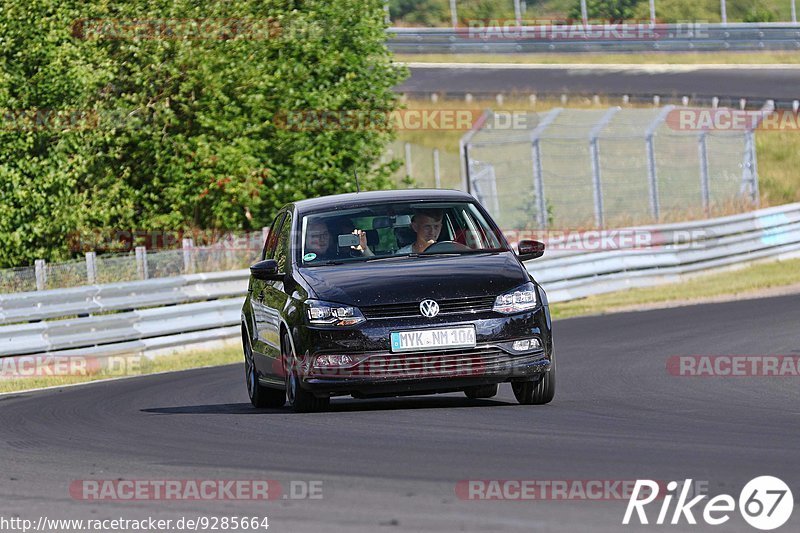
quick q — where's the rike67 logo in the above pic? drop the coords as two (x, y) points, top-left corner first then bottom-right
(623, 476), (793, 530)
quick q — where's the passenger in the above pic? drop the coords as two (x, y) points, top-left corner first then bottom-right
(304, 220), (336, 260)
(397, 209), (443, 254)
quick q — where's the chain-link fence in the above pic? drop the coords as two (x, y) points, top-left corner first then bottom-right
(462, 106), (761, 229)
(0, 238), (262, 294)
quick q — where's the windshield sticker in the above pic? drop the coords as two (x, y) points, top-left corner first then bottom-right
(303, 252), (317, 261)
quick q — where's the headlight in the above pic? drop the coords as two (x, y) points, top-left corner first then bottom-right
(305, 300), (366, 326)
(493, 282), (539, 314)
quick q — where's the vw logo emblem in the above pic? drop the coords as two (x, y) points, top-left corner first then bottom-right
(420, 299), (439, 318)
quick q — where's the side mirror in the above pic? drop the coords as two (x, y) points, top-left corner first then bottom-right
(518, 240), (545, 261)
(250, 259), (283, 281)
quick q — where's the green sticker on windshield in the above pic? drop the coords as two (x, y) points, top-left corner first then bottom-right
(303, 252), (317, 261)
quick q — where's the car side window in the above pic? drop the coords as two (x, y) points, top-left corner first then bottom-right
(262, 212), (286, 260)
(274, 212), (293, 273)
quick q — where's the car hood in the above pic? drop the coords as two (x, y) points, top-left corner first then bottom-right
(297, 252), (529, 306)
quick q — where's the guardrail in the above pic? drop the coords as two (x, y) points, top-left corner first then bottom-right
(2, 202), (799, 360)
(388, 24), (800, 53)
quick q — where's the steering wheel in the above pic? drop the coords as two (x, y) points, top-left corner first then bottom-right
(422, 240), (472, 253)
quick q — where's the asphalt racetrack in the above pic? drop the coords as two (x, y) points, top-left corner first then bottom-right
(401, 64), (800, 104)
(1, 293), (798, 532)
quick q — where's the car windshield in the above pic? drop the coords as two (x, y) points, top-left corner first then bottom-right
(300, 201), (507, 266)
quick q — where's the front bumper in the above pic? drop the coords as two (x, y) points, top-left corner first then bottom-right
(293, 305), (553, 398)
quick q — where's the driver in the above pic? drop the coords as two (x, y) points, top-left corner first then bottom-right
(398, 209), (443, 254)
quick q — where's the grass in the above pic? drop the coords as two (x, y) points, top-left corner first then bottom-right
(550, 256), (800, 319)
(0, 345), (241, 394)
(395, 51), (800, 65)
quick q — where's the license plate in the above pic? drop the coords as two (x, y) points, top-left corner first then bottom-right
(390, 326), (476, 353)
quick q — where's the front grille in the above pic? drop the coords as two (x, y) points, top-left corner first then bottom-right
(310, 347), (545, 380)
(361, 295), (496, 319)
(348, 347), (509, 379)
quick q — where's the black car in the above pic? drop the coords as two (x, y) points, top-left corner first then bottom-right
(241, 189), (554, 412)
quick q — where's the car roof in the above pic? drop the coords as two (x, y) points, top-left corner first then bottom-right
(291, 189), (477, 214)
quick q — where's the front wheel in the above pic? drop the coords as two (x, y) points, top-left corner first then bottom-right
(243, 327), (285, 408)
(283, 333), (329, 413)
(512, 354), (556, 405)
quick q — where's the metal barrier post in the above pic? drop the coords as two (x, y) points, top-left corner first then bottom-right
(34, 259), (46, 291)
(85, 252), (97, 284)
(135, 246), (149, 280)
(182, 238), (195, 274)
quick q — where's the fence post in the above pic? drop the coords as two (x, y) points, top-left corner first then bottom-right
(793, 0), (797, 24)
(449, 0), (458, 28)
(720, 0), (727, 25)
(644, 105), (674, 221)
(135, 246), (149, 280)
(34, 259), (46, 291)
(531, 140), (547, 228)
(743, 130), (760, 207)
(182, 238), (195, 274)
(433, 149), (441, 189)
(589, 107), (621, 228)
(85, 251), (97, 284)
(488, 166), (500, 217)
(458, 110), (491, 194)
(462, 143), (472, 194)
(529, 107), (563, 229)
(698, 132), (711, 213)
(645, 135), (660, 221)
(514, 0), (522, 26)
(404, 142), (413, 180)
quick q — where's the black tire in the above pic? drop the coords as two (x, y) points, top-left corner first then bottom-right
(243, 326), (285, 408)
(464, 384), (498, 399)
(283, 333), (329, 413)
(512, 353), (556, 405)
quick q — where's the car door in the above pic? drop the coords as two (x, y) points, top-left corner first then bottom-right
(253, 210), (293, 381)
(251, 211), (285, 361)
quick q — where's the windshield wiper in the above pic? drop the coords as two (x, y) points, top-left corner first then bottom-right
(362, 255), (415, 262)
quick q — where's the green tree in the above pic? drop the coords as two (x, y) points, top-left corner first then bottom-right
(0, 0), (406, 267)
